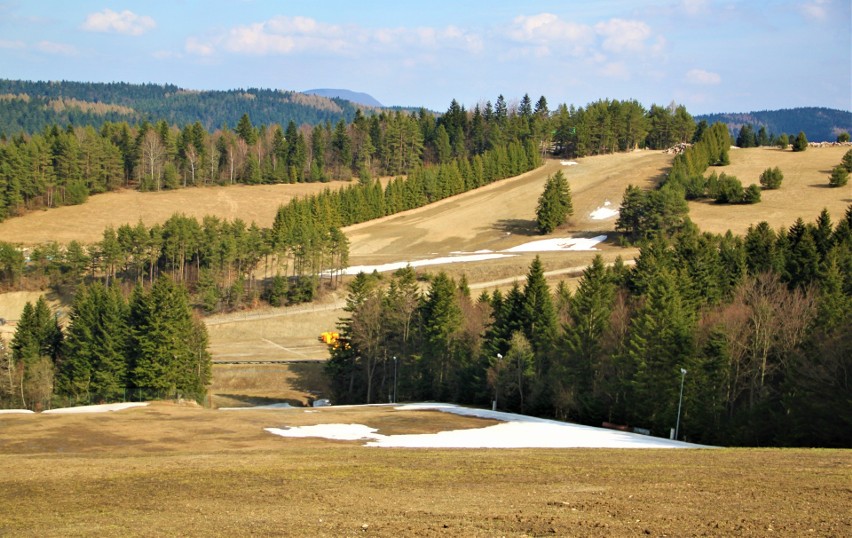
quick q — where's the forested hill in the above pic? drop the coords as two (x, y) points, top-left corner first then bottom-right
(695, 107), (851, 142)
(0, 79), (368, 136)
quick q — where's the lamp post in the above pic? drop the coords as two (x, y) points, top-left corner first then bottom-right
(493, 353), (503, 411)
(675, 367), (687, 441)
(392, 356), (398, 404)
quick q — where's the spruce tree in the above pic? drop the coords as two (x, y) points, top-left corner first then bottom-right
(535, 170), (573, 234)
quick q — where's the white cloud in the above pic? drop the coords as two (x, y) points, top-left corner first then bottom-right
(35, 41), (77, 56)
(686, 68), (721, 85)
(185, 37), (215, 57)
(799, 0), (831, 21)
(680, 0), (709, 15)
(595, 18), (653, 53)
(597, 61), (630, 79)
(186, 16), (483, 59)
(506, 13), (595, 56)
(82, 9), (156, 36)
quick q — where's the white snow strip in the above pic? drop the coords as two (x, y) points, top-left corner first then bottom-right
(338, 253), (515, 275)
(449, 249), (495, 255)
(560, 160), (579, 166)
(590, 206), (619, 220)
(504, 235), (607, 252)
(265, 403), (707, 449)
(42, 402), (149, 414)
(266, 423), (383, 441)
(0, 409), (35, 414)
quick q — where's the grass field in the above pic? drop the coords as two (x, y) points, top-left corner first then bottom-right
(1, 404), (849, 537)
(2, 148), (851, 535)
(2, 146), (849, 402)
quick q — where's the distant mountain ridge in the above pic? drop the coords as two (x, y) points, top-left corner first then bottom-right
(303, 88), (383, 108)
(695, 107), (851, 142)
(0, 79), (374, 136)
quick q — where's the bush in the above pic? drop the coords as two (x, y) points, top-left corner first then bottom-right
(742, 184), (761, 204)
(759, 166), (783, 189)
(829, 165), (849, 188)
(776, 133), (788, 150)
(792, 131), (808, 152)
(715, 173), (744, 204)
(837, 132), (850, 143)
(841, 149), (852, 173)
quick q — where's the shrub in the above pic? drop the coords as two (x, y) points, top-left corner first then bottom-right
(841, 149), (852, 173)
(829, 165), (849, 188)
(742, 184), (761, 204)
(759, 166), (783, 189)
(792, 131), (808, 152)
(715, 173), (744, 204)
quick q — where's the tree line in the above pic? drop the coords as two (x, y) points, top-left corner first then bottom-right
(0, 136), (542, 313)
(0, 277), (211, 410)
(0, 95), (697, 222)
(328, 204), (851, 447)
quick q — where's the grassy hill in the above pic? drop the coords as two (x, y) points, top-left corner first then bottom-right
(0, 403), (849, 536)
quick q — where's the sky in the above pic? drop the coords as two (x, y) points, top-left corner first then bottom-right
(0, 0), (849, 114)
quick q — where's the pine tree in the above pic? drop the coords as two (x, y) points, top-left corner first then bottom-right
(535, 170), (573, 234)
(128, 278), (210, 401)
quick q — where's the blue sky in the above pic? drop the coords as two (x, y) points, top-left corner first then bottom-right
(0, 0), (849, 114)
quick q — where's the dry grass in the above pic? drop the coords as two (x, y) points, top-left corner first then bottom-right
(1, 404), (849, 537)
(688, 146), (852, 235)
(0, 180), (358, 246)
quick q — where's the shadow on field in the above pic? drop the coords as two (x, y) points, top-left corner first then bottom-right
(212, 393), (305, 408)
(492, 218), (539, 236)
(808, 183), (835, 188)
(288, 362), (332, 400)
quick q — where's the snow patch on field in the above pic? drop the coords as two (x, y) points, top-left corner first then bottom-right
(0, 409), (35, 414)
(42, 402), (149, 414)
(265, 403), (706, 449)
(339, 253), (515, 275)
(589, 200), (619, 220)
(339, 235), (607, 275)
(560, 160), (579, 166)
(504, 235), (607, 252)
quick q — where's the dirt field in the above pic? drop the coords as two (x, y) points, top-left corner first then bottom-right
(1, 403), (849, 537)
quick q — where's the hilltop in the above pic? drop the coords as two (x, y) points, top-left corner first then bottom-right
(0, 79), (371, 135)
(695, 107), (851, 142)
(302, 88), (384, 108)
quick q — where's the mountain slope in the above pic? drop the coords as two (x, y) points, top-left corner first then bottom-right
(303, 88), (383, 108)
(0, 79), (370, 135)
(695, 107), (851, 142)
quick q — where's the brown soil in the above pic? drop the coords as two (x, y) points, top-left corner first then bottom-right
(1, 404), (849, 537)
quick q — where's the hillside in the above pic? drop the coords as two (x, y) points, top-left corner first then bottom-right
(303, 88), (383, 107)
(0, 79), (369, 135)
(695, 107), (851, 142)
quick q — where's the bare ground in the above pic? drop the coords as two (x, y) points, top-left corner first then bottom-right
(0, 404), (849, 537)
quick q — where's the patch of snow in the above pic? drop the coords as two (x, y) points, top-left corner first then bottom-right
(590, 200), (619, 220)
(42, 402), (149, 414)
(504, 235), (607, 252)
(266, 423), (382, 441)
(560, 160), (579, 166)
(0, 409), (35, 414)
(449, 249), (495, 255)
(338, 253), (515, 276)
(264, 403), (708, 449)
